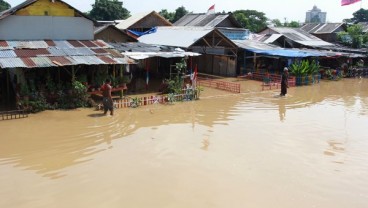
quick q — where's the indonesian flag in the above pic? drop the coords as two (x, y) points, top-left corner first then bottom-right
(341, 0), (361, 6)
(207, 4), (215, 14)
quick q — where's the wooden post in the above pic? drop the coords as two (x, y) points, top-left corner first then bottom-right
(6, 69), (10, 100)
(71, 66), (75, 82)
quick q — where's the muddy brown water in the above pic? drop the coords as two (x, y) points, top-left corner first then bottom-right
(1, 79), (368, 208)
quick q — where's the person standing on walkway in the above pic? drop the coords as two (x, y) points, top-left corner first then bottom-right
(280, 67), (289, 96)
(102, 79), (114, 115)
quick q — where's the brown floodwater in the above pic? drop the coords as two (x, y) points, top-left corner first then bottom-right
(1, 79), (368, 208)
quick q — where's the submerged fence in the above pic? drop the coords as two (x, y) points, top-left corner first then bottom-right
(0, 110), (28, 121)
(198, 78), (241, 93)
(98, 91), (199, 110)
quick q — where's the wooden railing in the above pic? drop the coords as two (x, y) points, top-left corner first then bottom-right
(198, 78), (241, 93)
(0, 110), (28, 121)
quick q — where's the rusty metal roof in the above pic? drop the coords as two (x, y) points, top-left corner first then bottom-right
(0, 41), (9, 48)
(45, 40), (56, 47)
(79, 40), (98, 48)
(0, 40), (135, 69)
(21, 57), (37, 68)
(92, 48), (109, 55)
(68, 40), (85, 48)
(14, 49), (51, 57)
(49, 56), (73, 66)
(98, 56), (117, 64)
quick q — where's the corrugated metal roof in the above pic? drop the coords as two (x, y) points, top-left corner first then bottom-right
(61, 48), (95, 56)
(14, 49), (51, 57)
(0, 58), (27, 68)
(31, 57), (56, 68)
(266, 27), (334, 47)
(103, 48), (123, 57)
(79, 40), (98, 48)
(45, 40), (56, 47)
(0, 50), (17, 58)
(98, 56), (117, 64)
(21, 57), (37, 68)
(0, 41), (9, 48)
(47, 48), (67, 56)
(54, 41), (74, 49)
(94, 40), (112, 48)
(70, 56), (105, 65)
(92, 48), (109, 54)
(301, 23), (345, 34)
(264, 34), (283, 44)
(139, 26), (213, 48)
(68, 40), (85, 48)
(116, 11), (153, 30)
(49, 56), (73, 66)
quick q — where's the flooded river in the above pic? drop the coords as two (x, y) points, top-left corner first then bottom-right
(1, 79), (368, 208)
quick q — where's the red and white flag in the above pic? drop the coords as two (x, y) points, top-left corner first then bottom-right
(207, 4), (215, 14)
(341, 0), (361, 6)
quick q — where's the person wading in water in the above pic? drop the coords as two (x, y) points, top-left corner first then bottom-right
(102, 79), (114, 115)
(280, 67), (289, 96)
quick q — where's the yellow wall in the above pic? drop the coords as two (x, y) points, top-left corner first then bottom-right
(15, 0), (75, 17)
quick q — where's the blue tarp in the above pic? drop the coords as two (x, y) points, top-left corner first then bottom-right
(246, 48), (325, 58)
(128, 27), (157, 37)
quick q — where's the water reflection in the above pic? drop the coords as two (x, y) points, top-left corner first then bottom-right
(278, 100), (286, 121)
(1, 79), (368, 208)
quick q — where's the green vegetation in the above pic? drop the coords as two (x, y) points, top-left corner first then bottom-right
(344, 8), (368, 23)
(290, 60), (320, 86)
(337, 24), (368, 48)
(88, 0), (130, 21)
(233, 10), (267, 32)
(0, 0), (10, 12)
(159, 6), (189, 23)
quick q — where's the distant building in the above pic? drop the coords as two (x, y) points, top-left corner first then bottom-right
(305, 6), (326, 23)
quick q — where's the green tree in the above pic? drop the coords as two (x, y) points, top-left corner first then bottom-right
(0, 0), (10, 12)
(172, 6), (189, 23)
(285, 21), (300, 28)
(233, 10), (268, 32)
(337, 24), (365, 48)
(159, 9), (174, 22)
(88, 0), (130, 21)
(349, 8), (368, 23)
(271, 19), (283, 27)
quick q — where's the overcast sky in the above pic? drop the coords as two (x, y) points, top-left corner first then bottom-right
(10, 0), (367, 22)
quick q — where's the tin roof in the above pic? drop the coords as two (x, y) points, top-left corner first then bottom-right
(31, 57), (56, 68)
(49, 56), (73, 66)
(0, 50), (17, 58)
(115, 11), (172, 30)
(68, 40), (85, 48)
(174, 13), (242, 28)
(98, 56), (117, 64)
(301, 23), (345, 34)
(21, 57), (37, 68)
(138, 26), (214, 48)
(71, 56), (106, 65)
(14, 49), (51, 57)
(0, 40), (135, 69)
(0, 58), (27, 68)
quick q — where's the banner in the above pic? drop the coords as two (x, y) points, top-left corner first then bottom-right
(341, 0), (361, 6)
